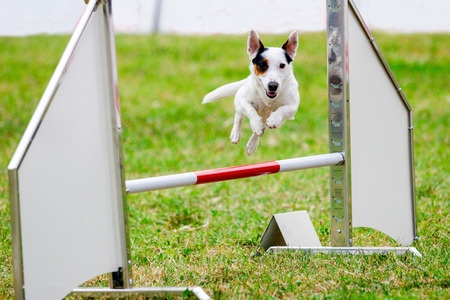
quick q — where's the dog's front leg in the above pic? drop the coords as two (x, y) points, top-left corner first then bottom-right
(240, 103), (265, 136)
(230, 112), (244, 144)
(246, 133), (260, 155)
(241, 102), (264, 155)
(266, 104), (298, 129)
(235, 90), (265, 136)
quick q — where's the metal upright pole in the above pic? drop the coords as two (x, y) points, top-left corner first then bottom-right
(327, 0), (352, 247)
(102, 0), (133, 289)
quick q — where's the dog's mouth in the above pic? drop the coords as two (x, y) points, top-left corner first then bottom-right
(266, 91), (278, 99)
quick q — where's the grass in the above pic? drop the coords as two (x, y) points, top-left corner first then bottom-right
(0, 32), (449, 299)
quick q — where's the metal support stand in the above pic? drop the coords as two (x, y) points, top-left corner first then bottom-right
(260, 0), (419, 257)
(267, 247), (422, 257)
(72, 287), (211, 300)
(327, 0), (352, 247)
(7, 1), (210, 299)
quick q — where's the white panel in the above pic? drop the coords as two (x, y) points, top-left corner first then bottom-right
(348, 8), (415, 245)
(16, 6), (124, 300)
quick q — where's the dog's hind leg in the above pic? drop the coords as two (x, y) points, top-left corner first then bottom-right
(246, 133), (260, 155)
(230, 112), (244, 144)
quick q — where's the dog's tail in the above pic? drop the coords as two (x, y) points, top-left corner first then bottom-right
(202, 79), (247, 104)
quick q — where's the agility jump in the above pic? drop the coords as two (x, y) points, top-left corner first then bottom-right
(7, 0), (419, 299)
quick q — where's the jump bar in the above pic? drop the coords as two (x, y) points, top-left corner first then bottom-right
(126, 152), (344, 194)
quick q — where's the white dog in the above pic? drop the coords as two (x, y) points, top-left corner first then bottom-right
(203, 30), (300, 155)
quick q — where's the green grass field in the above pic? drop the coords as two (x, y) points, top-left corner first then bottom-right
(0, 32), (449, 299)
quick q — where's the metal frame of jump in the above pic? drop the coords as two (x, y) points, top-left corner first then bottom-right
(7, 0), (419, 299)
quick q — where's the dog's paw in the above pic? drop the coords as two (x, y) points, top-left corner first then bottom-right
(266, 113), (285, 129)
(246, 135), (260, 155)
(230, 128), (241, 144)
(250, 117), (265, 136)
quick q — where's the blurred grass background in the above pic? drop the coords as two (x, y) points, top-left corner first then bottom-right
(0, 32), (448, 298)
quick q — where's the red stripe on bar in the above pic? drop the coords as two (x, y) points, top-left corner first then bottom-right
(195, 161), (280, 184)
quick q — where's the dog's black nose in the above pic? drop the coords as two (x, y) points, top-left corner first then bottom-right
(268, 81), (278, 92)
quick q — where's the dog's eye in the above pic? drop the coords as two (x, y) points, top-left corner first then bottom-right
(260, 62), (268, 71)
(256, 62), (268, 73)
(254, 58), (269, 75)
(279, 63), (286, 69)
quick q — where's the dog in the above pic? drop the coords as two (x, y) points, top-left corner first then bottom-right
(202, 30), (300, 155)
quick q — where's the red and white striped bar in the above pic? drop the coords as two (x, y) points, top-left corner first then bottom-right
(125, 152), (344, 194)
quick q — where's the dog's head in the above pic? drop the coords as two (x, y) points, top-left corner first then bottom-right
(247, 30), (298, 101)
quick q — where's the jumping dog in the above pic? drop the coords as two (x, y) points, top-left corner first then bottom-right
(203, 30), (300, 155)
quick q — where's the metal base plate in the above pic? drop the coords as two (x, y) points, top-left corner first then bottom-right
(71, 286), (210, 299)
(267, 246), (422, 257)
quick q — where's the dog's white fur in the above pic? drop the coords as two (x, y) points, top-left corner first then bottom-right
(203, 30), (300, 155)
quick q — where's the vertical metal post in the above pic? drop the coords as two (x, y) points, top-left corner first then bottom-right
(327, 0), (352, 247)
(102, 0), (133, 288)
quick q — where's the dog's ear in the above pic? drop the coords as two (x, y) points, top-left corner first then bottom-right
(282, 31), (298, 62)
(247, 30), (264, 60)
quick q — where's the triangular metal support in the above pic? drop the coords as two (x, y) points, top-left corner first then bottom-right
(261, 211), (322, 251)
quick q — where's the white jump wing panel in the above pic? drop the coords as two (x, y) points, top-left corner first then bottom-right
(348, 3), (416, 245)
(8, 2), (127, 299)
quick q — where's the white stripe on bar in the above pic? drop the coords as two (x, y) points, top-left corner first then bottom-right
(126, 172), (197, 194)
(278, 153), (344, 172)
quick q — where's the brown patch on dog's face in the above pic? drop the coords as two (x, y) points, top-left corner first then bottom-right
(253, 58), (269, 76)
